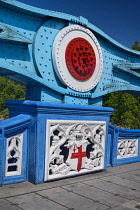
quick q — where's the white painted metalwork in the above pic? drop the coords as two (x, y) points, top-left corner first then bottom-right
(5, 134), (23, 176)
(45, 120), (106, 181)
(52, 25), (103, 92)
(117, 139), (138, 159)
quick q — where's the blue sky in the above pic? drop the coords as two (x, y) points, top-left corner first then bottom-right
(17, 0), (140, 48)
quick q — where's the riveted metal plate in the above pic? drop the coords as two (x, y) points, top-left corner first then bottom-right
(65, 37), (96, 81)
(52, 25), (103, 92)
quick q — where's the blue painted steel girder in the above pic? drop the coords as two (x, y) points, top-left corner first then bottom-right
(0, 0), (140, 105)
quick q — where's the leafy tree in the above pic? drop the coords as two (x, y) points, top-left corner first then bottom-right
(103, 92), (140, 129)
(103, 41), (140, 129)
(0, 77), (25, 120)
(131, 41), (140, 51)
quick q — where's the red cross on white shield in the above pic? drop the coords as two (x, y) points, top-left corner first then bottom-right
(69, 143), (88, 172)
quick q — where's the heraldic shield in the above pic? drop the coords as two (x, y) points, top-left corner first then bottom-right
(45, 120), (106, 181)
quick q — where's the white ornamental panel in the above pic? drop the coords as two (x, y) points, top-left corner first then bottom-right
(45, 120), (106, 181)
(5, 134), (23, 176)
(117, 139), (138, 159)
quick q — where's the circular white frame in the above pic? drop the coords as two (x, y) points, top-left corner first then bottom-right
(52, 25), (103, 92)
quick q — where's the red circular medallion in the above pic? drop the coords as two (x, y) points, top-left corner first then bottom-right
(65, 37), (96, 81)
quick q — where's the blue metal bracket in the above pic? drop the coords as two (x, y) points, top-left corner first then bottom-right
(0, 0), (140, 106)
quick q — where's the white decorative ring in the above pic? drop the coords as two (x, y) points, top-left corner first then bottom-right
(52, 25), (103, 92)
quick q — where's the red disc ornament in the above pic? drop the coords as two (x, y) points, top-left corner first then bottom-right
(65, 38), (96, 81)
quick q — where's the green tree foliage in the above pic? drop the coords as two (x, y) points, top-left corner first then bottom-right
(0, 76), (25, 120)
(103, 41), (140, 129)
(103, 92), (140, 129)
(131, 41), (140, 51)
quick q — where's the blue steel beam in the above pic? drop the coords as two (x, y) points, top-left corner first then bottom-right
(0, 0), (140, 105)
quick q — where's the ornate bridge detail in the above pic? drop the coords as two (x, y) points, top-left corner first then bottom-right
(117, 139), (138, 159)
(0, 0), (140, 106)
(6, 134), (23, 176)
(65, 37), (96, 81)
(45, 120), (106, 181)
(0, 0), (140, 187)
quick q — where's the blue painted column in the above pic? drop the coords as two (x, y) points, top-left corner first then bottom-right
(6, 100), (113, 184)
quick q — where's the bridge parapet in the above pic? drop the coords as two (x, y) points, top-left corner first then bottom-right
(0, 114), (30, 186)
(108, 124), (140, 167)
